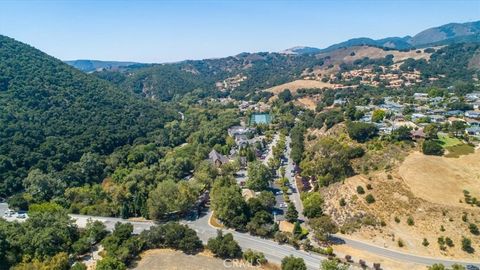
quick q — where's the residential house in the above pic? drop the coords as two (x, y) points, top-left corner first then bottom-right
(209, 149), (230, 166)
(411, 113), (426, 121)
(411, 128), (426, 140)
(413, 93), (428, 101)
(228, 126), (252, 137)
(235, 134), (249, 148)
(445, 110), (464, 117)
(465, 92), (480, 102)
(465, 110), (480, 119)
(429, 115), (446, 123)
(465, 126), (480, 137)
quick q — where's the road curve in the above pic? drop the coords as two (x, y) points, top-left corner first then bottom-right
(69, 211), (480, 269)
(2, 203), (479, 269)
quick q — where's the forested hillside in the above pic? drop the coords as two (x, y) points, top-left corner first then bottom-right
(0, 35), (177, 196)
(96, 52), (324, 101)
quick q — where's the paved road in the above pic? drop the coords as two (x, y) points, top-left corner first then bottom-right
(285, 135), (305, 221)
(2, 203), (479, 269)
(71, 211), (324, 270)
(71, 211), (480, 269)
(333, 234), (480, 268)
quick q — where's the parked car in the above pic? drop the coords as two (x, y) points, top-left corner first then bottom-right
(4, 209), (15, 217)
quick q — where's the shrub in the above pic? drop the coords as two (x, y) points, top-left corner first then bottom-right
(96, 257), (126, 270)
(356, 186), (365, 194)
(422, 238), (430, 247)
(339, 198), (346, 207)
(394, 216), (400, 223)
(422, 140), (444, 156)
(469, 223), (479, 235)
(440, 225), (445, 232)
(462, 213), (468, 222)
(365, 194), (375, 204)
(407, 217), (415, 226)
(398, 239), (404, 247)
(445, 237), (454, 247)
(281, 255), (306, 270)
(366, 184), (372, 190)
(461, 236), (474, 253)
(207, 230), (242, 259)
(243, 249), (267, 265)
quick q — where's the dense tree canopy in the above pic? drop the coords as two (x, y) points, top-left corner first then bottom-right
(0, 35), (177, 196)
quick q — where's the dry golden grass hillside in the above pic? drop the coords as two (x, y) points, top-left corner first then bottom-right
(321, 150), (480, 261)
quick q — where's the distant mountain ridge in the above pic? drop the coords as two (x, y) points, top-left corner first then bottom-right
(65, 59), (141, 72)
(284, 20), (480, 54)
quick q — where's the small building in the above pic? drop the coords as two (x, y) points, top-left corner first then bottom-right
(228, 126), (252, 137)
(411, 128), (426, 140)
(411, 113), (426, 121)
(209, 149), (230, 166)
(413, 93), (428, 101)
(466, 119), (480, 127)
(429, 115), (446, 123)
(465, 126), (480, 136)
(445, 110), (464, 117)
(465, 110), (480, 119)
(235, 134), (249, 148)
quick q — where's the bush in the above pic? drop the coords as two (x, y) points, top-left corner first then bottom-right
(281, 255), (306, 270)
(207, 230), (242, 259)
(243, 249), (267, 265)
(356, 186), (365, 194)
(469, 223), (479, 235)
(366, 184), (372, 190)
(422, 140), (444, 156)
(320, 260), (349, 270)
(445, 237), (454, 247)
(96, 257), (127, 270)
(394, 216), (400, 223)
(397, 239), (404, 247)
(422, 238), (430, 247)
(461, 236), (474, 253)
(365, 194), (375, 204)
(407, 217), (415, 226)
(339, 198), (346, 207)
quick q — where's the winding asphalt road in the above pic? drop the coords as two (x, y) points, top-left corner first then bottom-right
(70, 210), (480, 270)
(1, 203), (479, 269)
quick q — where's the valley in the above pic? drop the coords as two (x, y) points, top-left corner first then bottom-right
(1, 10), (480, 270)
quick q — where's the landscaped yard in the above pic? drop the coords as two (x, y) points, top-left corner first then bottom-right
(436, 133), (475, 158)
(437, 133), (462, 148)
(445, 144), (475, 158)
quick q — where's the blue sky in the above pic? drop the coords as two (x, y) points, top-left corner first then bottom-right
(0, 0), (478, 63)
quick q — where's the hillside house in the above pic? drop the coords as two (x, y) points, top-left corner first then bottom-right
(411, 128), (426, 140)
(429, 115), (446, 123)
(412, 113), (426, 121)
(465, 110), (480, 119)
(209, 149), (230, 166)
(446, 110), (464, 117)
(466, 127), (480, 137)
(413, 93), (428, 101)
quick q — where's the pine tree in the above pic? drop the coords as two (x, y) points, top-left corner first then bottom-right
(285, 202), (298, 223)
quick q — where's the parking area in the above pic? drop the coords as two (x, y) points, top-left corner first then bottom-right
(0, 203), (28, 220)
